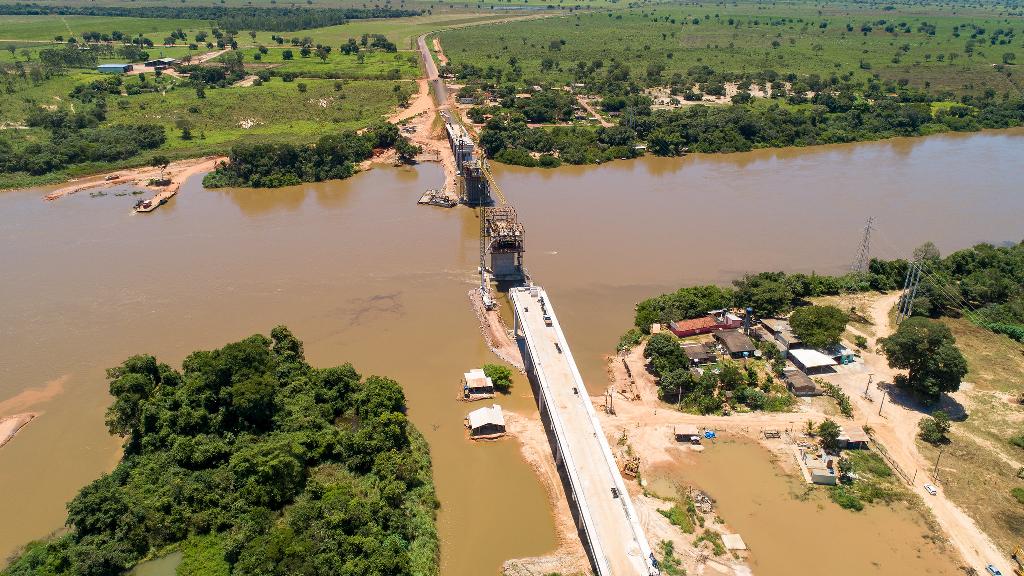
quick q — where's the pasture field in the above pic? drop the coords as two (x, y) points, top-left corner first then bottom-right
(0, 0), (641, 14)
(0, 15), (210, 41)
(104, 77), (415, 153)
(247, 12), (543, 49)
(439, 0), (1024, 94)
(916, 318), (1024, 557)
(221, 47), (422, 79)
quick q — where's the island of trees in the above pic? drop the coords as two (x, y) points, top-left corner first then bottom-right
(3, 327), (438, 576)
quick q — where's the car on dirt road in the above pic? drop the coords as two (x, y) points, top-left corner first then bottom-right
(986, 564), (1002, 575)
(924, 483), (938, 495)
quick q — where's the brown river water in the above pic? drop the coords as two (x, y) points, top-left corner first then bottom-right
(648, 438), (961, 576)
(1, 128), (1022, 574)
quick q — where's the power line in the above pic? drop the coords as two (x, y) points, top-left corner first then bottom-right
(851, 216), (875, 273)
(896, 258), (922, 324)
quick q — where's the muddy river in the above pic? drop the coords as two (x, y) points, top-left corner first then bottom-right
(1, 128), (1022, 573)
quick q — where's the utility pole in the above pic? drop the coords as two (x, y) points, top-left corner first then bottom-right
(933, 447), (944, 481)
(864, 373), (874, 398)
(851, 216), (875, 273)
(878, 391), (887, 416)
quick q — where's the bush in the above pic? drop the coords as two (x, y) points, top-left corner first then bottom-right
(1010, 433), (1024, 450)
(854, 334), (868, 349)
(1012, 487), (1024, 505)
(658, 502), (695, 533)
(617, 328), (643, 352)
(482, 363), (513, 393)
(918, 410), (951, 444)
(830, 485), (865, 511)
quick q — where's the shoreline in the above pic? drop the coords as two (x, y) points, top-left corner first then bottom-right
(8, 122), (1021, 199)
(0, 413), (37, 450)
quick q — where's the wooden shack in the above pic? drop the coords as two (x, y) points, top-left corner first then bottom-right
(466, 404), (505, 439)
(462, 368), (495, 401)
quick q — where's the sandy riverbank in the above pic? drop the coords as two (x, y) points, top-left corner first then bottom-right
(43, 156), (226, 203)
(0, 414), (36, 450)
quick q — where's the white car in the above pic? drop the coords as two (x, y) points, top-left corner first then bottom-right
(923, 483), (938, 495)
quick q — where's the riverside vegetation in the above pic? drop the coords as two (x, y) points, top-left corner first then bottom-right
(0, 10), (422, 188)
(1, 327), (438, 576)
(440, 0), (1024, 166)
(630, 241), (1021, 409)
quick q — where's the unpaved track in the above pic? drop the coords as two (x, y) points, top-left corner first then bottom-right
(838, 292), (1007, 573)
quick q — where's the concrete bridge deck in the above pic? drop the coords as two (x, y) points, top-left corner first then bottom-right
(510, 286), (658, 576)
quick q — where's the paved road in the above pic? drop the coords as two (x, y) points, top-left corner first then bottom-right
(416, 34), (447, 107)
(512, 287), (654, 576)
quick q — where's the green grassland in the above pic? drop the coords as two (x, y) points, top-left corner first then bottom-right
(223, 47), (422, 79)
(0, 0), (646, 14)
(0, 14), (210, 41)
(913, 318), (1024, 556)
(439, 0), (1024, 94)
(246, 12), (540, 50)
(105, 76), (415, 150)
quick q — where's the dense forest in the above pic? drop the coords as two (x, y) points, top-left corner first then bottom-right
(633, 241), (1024, 342)
(203, 121), (420, 188)
(2, 327), (438, 576)
(0, 4), (421, 31)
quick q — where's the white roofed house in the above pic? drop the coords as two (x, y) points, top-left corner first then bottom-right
(466, 404), (505, 439)
(462, 368), (495, 401)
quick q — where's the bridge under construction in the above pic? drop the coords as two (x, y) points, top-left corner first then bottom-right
(440, 107), (658, 575)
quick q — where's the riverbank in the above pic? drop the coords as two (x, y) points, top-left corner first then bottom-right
(0, 414), (36, 450)
(43, 156), (225, 203)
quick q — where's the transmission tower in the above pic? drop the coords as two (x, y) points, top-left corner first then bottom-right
(851, 216), (875, 273)
(896, 259), (923, 324)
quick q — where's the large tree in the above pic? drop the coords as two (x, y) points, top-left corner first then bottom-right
(789, 305), (848, 349)
(879, 317), (968, 401)
(643, 332), (689, 377)
(733, 272), (795, 317)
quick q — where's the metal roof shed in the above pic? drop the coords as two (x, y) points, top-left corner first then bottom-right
(788, 348), (837, 374)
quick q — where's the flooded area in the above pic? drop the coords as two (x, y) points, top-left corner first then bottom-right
(648, 438), (961, 576)
(1, 128), (1022, 572)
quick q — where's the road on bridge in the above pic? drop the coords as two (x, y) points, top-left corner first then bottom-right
(512, 287), (654, 576)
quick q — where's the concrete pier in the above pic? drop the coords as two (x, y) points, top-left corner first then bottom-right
(510, 286), (658, 576)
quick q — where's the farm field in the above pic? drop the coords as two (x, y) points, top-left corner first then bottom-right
(439, 0), (1024, 94)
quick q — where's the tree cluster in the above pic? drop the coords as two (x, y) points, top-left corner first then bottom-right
(2, 327), (438, 576)
(202, 122), (418, 189)
(0, 104), (164, 176)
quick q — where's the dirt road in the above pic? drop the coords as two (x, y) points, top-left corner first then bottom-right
(833, 292), (1008, 573)
(576, 95), (612, 127)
